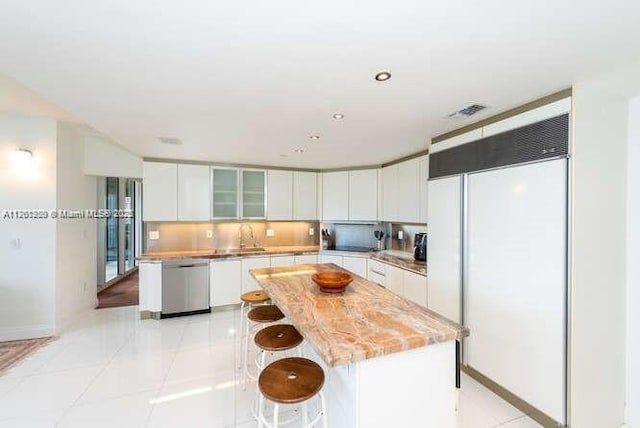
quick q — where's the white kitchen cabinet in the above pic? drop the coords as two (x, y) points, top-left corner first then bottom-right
(293, 171), (318, 220)
(403, 270), (428, 307)
(319, 254), (343, 266)
(241, 169), (266, 219)
(241, 256), (271, 293)
(267, 170), (293, 220)
(211, 167), (239, 219)
(348, 169), (378, 221)
(381, 164), (397, 222)
(367, 259), (386, 286)
(294, 254), (318, 264)
(385, 264), (404, 296)
(322, 171), (349, 221)
(342, 256), (367, 277)
(242, 256), (271, 293)
(270, 255), (295, 267)
(418, 155), (429, 224)
(143, 162), (178, 221)
(210, 259), (242, 306)
(397, 158), (420, 223)
(178, 164), (210, 221)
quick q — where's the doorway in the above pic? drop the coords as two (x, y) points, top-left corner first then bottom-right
(97, 177), (142, 292)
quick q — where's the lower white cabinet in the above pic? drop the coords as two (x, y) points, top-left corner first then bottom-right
(270, 255), (295, 267)
(241, 256), (271, 294)
(319, 254), (343, 266)
(380, 263), (428, 307)
(342, 256), (367, 277)
(294, 254), (318, 264)
(403, 270), (428, 307)
(210, 259), (242, 306)
(367, 259), (387, 286)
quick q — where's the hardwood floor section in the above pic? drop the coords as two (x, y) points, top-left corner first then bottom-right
(97, 272), (139, 309)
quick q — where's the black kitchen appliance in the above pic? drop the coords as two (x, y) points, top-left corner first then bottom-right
(413, 233), (427, 261)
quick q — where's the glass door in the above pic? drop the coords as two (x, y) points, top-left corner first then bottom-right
(241, 169), (266, 219)
(105, 177), (119, 282)
(212, 167), (239, 219)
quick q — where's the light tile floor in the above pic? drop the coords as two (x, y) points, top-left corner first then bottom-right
(0, 306), (542, 427)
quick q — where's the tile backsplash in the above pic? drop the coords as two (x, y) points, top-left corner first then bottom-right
(144, 221), (319, 252)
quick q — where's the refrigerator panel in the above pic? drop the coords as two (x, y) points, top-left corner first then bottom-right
(465, 159), (566, 423)
(427, 175), (462, 323)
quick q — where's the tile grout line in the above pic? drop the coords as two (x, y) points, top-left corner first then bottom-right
(54, 327), (137, 427)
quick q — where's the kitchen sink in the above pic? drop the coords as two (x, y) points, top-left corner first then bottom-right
(214, 247), (266, 254)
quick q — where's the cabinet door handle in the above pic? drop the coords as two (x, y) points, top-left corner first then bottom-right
(370, 269), (385, 276)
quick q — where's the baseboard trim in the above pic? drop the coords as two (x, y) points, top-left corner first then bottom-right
(0, 324), (56, 342)
(461, 365), (564, 428)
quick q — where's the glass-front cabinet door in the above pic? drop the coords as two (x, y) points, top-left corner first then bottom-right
(241, 169), (266, 219)
(211, 167), (239, 219)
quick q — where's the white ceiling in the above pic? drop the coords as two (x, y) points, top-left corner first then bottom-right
(1, 0), (639, 169)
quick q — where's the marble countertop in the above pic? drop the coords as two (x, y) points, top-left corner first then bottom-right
(250, 263), (468, 367)
(369, 251), (427, 276)
(137, 245), (320, 261)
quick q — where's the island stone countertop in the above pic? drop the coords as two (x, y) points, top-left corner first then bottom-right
(250, 263), (468, 367)
(136, 245), (320, 261)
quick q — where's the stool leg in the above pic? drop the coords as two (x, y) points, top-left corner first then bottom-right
(258, 393), (265, 428)
(320, 391), (328, 428)
(302, 401), (309, 427)
(273, 403), (279, 428)
(242, 317), (251, 390)
(237, 301), (246, 369)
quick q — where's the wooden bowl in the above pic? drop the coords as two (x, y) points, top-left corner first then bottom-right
(312, 271), (353, 293)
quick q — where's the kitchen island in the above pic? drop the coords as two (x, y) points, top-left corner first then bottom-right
(250, 263), (468, 428)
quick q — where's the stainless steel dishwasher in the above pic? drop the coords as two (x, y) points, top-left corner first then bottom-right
(161, 259), (210, 318)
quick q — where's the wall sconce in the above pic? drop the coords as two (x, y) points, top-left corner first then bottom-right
(9, 148), (33, 164)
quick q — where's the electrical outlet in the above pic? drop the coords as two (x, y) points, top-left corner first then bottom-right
(83, 281), (88, 292)
(206, 230), (213, 238)
(149, 231), (160, 240)
(10, 238), (21, 250)
(266, 229), (275, 237)
(398, 231), (403, 240)
(309, 228), (314, 236)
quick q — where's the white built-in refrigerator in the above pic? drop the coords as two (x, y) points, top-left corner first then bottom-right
(427, 114), (569, 426)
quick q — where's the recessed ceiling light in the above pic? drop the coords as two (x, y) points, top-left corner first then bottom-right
(294, 148), (304, 153)
(374, 71), (392, 82)
(158, 136), (183, 145)
(310, 135), (320, 140)
(332, 113), (344, 120)
(280, 154), (288, 158)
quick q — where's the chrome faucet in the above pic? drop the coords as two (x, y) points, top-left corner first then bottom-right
(238, 223), (257, 248)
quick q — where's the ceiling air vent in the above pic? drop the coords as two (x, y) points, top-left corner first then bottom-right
(158, 137), (183, 145)
(447, 104), (488, 120)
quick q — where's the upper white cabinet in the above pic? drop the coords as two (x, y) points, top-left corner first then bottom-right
(211, 168), (266, 220)
(293, 171), (318, 220)
(418, 155), (429, 224)
(381, 164), (397, 222)
(241, 169), (266, 219)
(178, 164), (210, 221)
(322, 171), (349, 221)
(397, 158), (419, 223)
(267, 170), (293, 220)
(143, 162), (178, 222)
(348, 169), (378, 222)
(211, 167), (239, 219)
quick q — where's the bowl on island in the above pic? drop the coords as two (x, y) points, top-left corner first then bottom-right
(311, 271), (353, 294)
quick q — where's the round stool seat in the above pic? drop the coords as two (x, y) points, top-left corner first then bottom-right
(241, 289), (270, 304)
(259, 357), (325, 405)
(255, 324), (303, 352)
(248, 305), (284, 323)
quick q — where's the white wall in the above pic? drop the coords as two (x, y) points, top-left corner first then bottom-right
(626, 96), (640, 428)
(56, 122), (98, 333)
(571, 83), (628, 427)
(84, 135), (142, 178)
(0, 112), (57, 341)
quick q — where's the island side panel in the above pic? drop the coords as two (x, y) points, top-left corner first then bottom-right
(306, 340), (456, 428)
(139, 261), (162, 313)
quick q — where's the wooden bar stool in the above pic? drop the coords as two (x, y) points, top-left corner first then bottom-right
(257, 357), (328, 428)
(239, 290), (270, 368)
(252, 324), (304, 420)
(242, 304), (285, 389)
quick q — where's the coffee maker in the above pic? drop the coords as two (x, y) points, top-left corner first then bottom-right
(413, 233), (427, 261)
